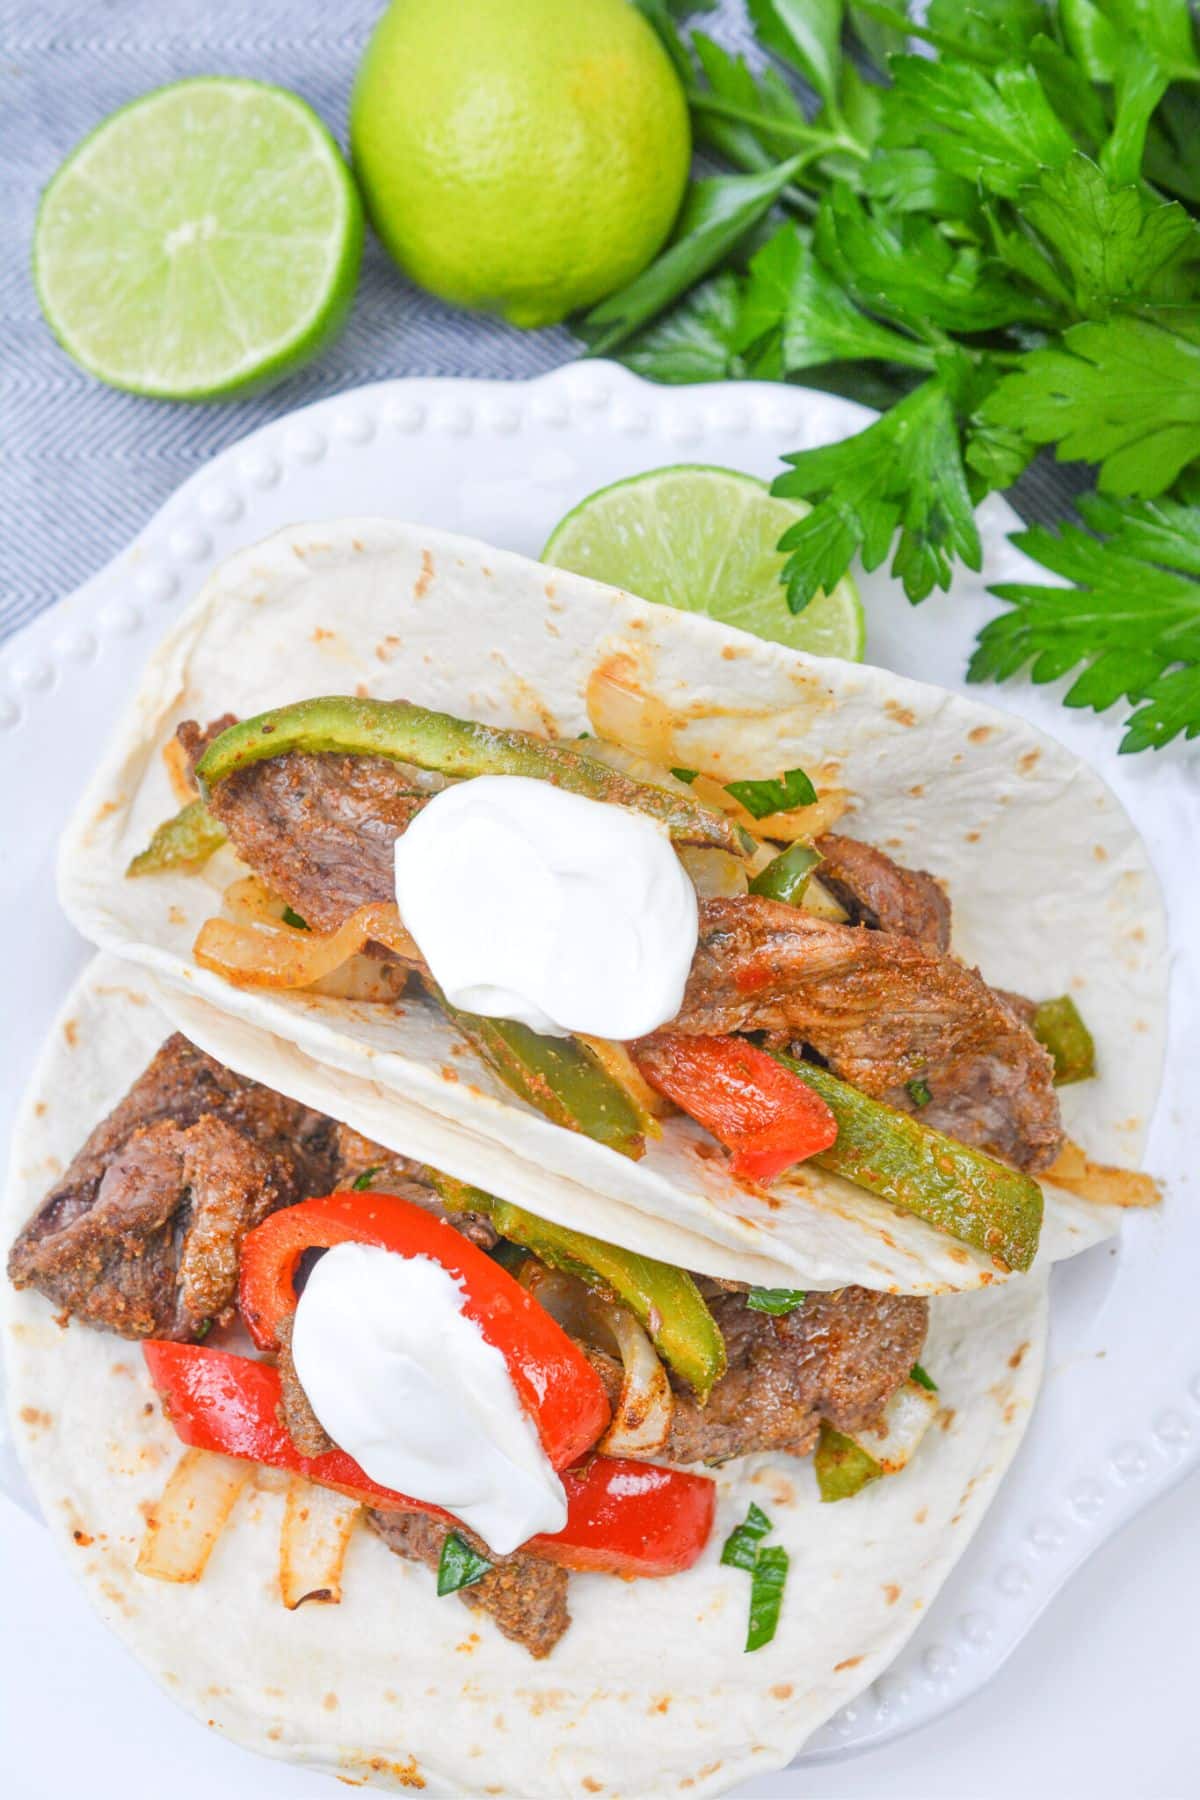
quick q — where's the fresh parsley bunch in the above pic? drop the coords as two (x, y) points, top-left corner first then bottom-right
(580, 0), (1200, 752)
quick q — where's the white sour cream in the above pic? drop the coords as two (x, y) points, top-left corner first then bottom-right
(393, 774), (699, 1038)
(290, 1241), (566, 1555)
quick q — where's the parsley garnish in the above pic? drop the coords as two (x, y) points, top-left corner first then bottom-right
(910, 1362), (938, 1392)
(603, 2), (1200, 750)
(671, 766), (698, 784)
(720, 1502), (791, 1650)
(281, 906), (309, 931)
(351, 1165), (382, 1191)
(906, 1077), (932, 1108)
(725, 766), (816, 819)
(746, 1286), (808, 1315)
(436, 1531), (493, 1596)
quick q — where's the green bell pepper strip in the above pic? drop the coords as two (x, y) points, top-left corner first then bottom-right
(748, 842), (822, 906)
(1032, 995), (1096, 1086)
(126, 799), (227, 877)
(813, 1422), (883, 1503)
(427, 1168), (727, 1401)
(194, 696), (746, 856)
(432, 989), (648, 1162)
(771, 1053), (1043, 1273)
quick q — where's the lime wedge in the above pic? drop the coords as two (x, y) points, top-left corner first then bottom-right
(33, 79), (363, 400)
(543, 464), (865, 660)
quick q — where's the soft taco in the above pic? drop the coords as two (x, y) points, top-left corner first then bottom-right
(57, 519), (1164, 1297)
(4, 955), (1048, 1796)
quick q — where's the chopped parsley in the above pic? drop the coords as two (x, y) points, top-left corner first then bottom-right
(746, 1286), (808, 1315)
(725, 766), (817, 820)
(906, 1077), (932, 1108)
(671, 766), (698, 784)
(436, 1531), (493, 1596)
(910, 1362), (938, 1392)
(720, 1501), (773, 1573)
(281, 906), (310, 931)
(746, 1545), (790, 1652)
(351, 1165), (382, 1191)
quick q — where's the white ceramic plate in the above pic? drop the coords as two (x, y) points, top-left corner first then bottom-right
(0, 362), (1195, 1779)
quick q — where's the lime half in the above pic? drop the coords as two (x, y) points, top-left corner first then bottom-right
(543, 465), (865, 661)
(34, 79), (363, 399)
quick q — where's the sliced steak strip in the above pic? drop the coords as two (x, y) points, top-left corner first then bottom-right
(331, 1124), (498, 1251)
(181, 723), (426, 935)
(275, 1313), (333, 1457)
(589, 1285), (928, 1465)
(367, 1509), (570, 1659)
(673, 896), (1061, 1172)
(815, 833), (951, 951)
(7, 1035), (339, 1337)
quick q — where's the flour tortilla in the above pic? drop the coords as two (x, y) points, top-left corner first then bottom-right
(4, 955), (1049, 1798)
(57, 518), (1165, 1293)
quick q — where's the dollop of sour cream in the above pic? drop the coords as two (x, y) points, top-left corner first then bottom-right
(290, 1241), (566, 1555)
(393, 775), (699, 1038)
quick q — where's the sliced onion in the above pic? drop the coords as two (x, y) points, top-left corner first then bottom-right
(598, 1305), (675, 1458)
(279, 1476), (361, 1609)
(848, 1379), (940, 1477)
(586, 664), (682, 766)
(221, 874), (291, 927)
(800, 873), (850, 923)
(135, 1447), (250, 1583)
(199, 841), (253, 893)
(1043, 1139), (1161, 1208)
(582, 735), (697, 797)
(677, 845), (750, 901)
(519, 1263), (617, 1352)
(193, 902), (422, 990)
(577, 1034), (674, 1121)
(162, 735), (197, 805)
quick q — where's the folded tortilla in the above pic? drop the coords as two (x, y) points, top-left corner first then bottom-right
(3, 955), (1049, 1797)
(57, 519), (1166, 1293)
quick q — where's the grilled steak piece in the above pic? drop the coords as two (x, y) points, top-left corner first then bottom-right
(589, 1285), (928, 1465)
(815, 834), (951, 951)
(673, 896), (1061, 1172)
(181, 723), (426, 935)
(275, 1313), (333, 1456)
(7, 1035), (338, 1337)
(367, 1509), (570, 1659)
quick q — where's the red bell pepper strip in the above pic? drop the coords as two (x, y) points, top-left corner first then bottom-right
(238, 1192), (610, 1471)
(632, 1032), (838, 1184)
(142, 1341), (714, 1577)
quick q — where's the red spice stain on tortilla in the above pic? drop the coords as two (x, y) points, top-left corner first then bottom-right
(19, 1406), (51, 1431)
(101, 1579), (136, 1618)
(913, 1507), (928, 1524)
(650, 1695), (672, 1714)
(909, 783), (925, 797)
(413, 550), (436, 600)
(376, 635), (402, 663)
(1092, 844), (1109, 861)
(968, 725), (995, 744)
(1008, 1341), (1030, 1369)
(939, 1408), (958, 1433)
(355, 683), (371, 698)
(267, 1727), (283, 1743)
(323, 1692), (339, 1711)
(964, 830), (981, 843)
(770, 1683), (794, 1700)
(73, 1529), (94, 1547)
(721, 645), (743, 661)
(441, 1066), (460, 1083)
(1018, 748), (1041, 774)
(883, 1583), (901, 1605)
(353, 1758), (424, 1789)
(544, 580), (557, 600)
(34, 1101), (46, 1117)
(63, 1019), (79, 1048)
(1129, 925), (1146, 943)
(835, 1656), (863, 1672)
(167, 905), (187, 926)
(92, 798), (122, 824)
(885, 701), (916, 727)
(311, 628), (336, 643)
(455, 1633), (481, 1655)
(582, 1780), (604, 1793)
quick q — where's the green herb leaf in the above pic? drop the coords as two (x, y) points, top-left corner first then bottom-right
(281, 905), (310, 931)
(774, 369), (983, 605)
(671, 766), (699, 784)
(580, 158), (808, 356)
(737, 223), (936, 373)
(909, 1361), (938, 1391)
(746, 1543), (790, 1650)
(436, 1531), (494, 1597)
(972, 493), (1200, 751)
(747, 0), (844, 111)
(725, 765), (817, 818)
(906, 1077), (932, 1108)
(351, 1165), (382, 1191)
(720, 1501), (775, 1571)
(980, 314), (1200, 498)
(884, 55), (1075, 198)
(193, 1318), (212, 1341)
(746, 1286), (809, 1315)
(621, 274), (745, 384)
(690, 32), (820, 170)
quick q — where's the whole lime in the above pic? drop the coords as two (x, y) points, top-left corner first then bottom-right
(349, 0), (691, 328)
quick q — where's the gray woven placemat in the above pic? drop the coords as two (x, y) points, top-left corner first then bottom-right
(0, 0), (1083, 644)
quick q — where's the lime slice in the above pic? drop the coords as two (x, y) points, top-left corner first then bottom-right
(543, 465), (865, 661)
(33, 79), (363, 400)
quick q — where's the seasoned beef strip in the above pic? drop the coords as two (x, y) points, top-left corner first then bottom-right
(275, 1312), (333, 1456)
(815, 834), (951, 951)
(181, 722), (427, 935)
(588, 1286), (928, 1465)
(331, 1124), (499, 1250)
(366, 1509), (570, 1659)
(7, 1035), (338, 1337)
(672, 896), (1061, 1172)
